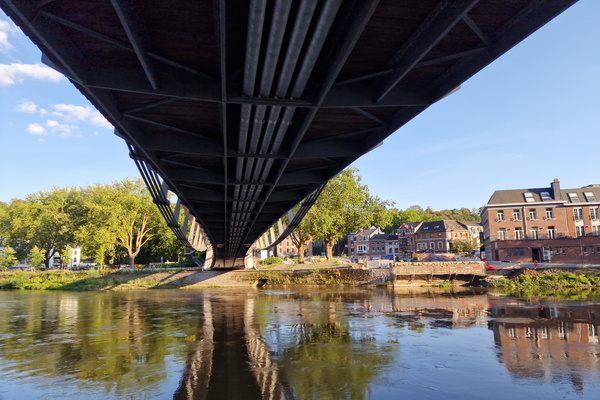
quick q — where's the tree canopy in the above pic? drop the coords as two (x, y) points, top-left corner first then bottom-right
(307, 167), (393, 260)
(0, 178), (184, 268)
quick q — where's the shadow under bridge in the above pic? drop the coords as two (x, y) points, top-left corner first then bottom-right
(0, 0), (578, 268)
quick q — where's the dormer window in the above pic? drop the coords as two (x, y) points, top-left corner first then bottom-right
(568, 193), (581, 202)
(584, 192), (597, 202)
(523, 193), (535, 202)
(540, 192), (552, 201)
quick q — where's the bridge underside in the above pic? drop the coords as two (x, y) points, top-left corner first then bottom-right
(2, 0), (576, 267)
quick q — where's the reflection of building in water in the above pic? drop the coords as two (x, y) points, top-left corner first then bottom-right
(489, 302), (600, 389)
(390, 291), (490, 329)
(173, 295), (286, 400)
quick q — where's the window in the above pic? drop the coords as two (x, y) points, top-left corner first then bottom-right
(584, 192), (598, 202)
(568, 192), (581, 202)
(529, 209), (537, 220)
(513, 210), (521, 221)
(497, 210), (505, 222)
(357, 245), (368, 252)
(545, 208), (554, 220)
(593, 226), (600, 236)
(574, 208), (583, 221)
(429, 242), (435, 249)
(576, 226), (585, 237)
(548, 227), (556, 239)
(437, 242), (443, 249)
(498, 229), (507, 241)
(540, 191), (552, 201)
(530, 228), (539, 240)
(523, 193), (535, 202)
(515, 228), (523, 240)
(591, 207), (599, 220)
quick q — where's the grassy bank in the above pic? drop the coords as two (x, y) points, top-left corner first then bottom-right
(0, 267), (392, 290)
(0, 269), (190, 291)
(491, 269), (600, 290)
(251, 268), (391, 285)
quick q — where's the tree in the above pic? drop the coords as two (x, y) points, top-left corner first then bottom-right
(60, 245), (73, 269)
(1, 188), (83, 267)
(77, 178), (163, 268)
(310, 167), (393, 261)
(288, 211), (316, 264)
(0, 245), (18, 269)
(28, 246), (45, 269)
(450, 238), (479, 255)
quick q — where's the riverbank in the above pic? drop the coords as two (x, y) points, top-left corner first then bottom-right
(0, 266), (394, 290)
(2, 262), (600, 291)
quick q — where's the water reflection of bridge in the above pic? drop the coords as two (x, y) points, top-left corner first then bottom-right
(174, 294), (287, 400)
(174, 289), (491, 399)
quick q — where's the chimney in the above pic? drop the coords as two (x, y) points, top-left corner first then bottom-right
(551, 179), (562, 200)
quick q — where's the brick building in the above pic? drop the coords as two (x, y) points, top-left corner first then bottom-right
(347, 226), (383, 260)
(397, 222), (421, 256)
(414, 220), (482, 253)
(481, 179), (600, 263)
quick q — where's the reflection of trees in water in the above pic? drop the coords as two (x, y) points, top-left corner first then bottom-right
(258, 297), (393, 400)
(277, 320), (393, 400)
(0, 292), (203, 395)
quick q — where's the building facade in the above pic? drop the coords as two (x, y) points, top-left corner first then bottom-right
(347, 227), (384, 260)
(481, 179), (600, 263)
(397, 222), (421, 256)
(413, 220), (482, 253)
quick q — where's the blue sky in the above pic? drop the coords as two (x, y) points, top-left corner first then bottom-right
(1, 1), (599, 211)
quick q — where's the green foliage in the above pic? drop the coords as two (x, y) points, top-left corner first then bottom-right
(28, 246), (45, 269)
(384, 205), (481, 233)
(491, 269), (600, 291)
(449, 238), (479, 254)
(76, 178), (164, 267)
(1, 187), (82, 267)
(261, 257), (283, 265)
(0, 245), (18, 269)
(308, 166), (393, 260)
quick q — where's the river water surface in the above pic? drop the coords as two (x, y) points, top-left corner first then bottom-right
(0, 287), (599, 400)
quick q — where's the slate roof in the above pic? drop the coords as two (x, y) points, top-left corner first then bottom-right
(487, 183), (600, 205)
(416, 220), (469, 233)
(371, 234), (388, 241)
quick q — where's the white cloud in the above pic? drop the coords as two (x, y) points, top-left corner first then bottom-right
(27, 123), (46, 135)
(0, 20), (14, 53)
(45, 119), (78, 138)
(0, 63), (63, 86)
(51, 104), (112, 129)
(16, 101), (38, 113)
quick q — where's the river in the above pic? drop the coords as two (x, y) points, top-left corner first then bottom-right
(0, 287), (599, 400)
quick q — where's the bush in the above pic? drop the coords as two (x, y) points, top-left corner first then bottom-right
(261, 257), (283, 265)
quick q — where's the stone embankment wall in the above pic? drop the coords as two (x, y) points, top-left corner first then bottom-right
(392, 261), (486, 277)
